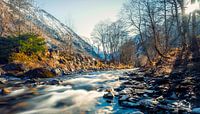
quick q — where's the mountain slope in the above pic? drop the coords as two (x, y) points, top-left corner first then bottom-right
(1, 0), (99, 58)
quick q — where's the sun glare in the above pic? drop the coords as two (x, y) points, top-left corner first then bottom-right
(186, 1), (200, 14)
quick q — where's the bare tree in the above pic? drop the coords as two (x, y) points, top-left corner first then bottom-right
(121, 0), (153, 63)
(119, 40), (136, 65)
(91, 21), (110, 62)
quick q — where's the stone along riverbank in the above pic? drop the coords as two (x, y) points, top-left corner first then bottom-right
(104, 68), (200, 114)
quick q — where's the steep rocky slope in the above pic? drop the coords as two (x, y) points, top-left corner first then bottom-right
(0, 0), (98, 58)
(0, 0), (104, 77)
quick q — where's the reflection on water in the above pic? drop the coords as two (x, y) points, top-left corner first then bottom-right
(0, 69), (138, 114)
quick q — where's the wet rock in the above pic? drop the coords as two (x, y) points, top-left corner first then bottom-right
(0, 88), (11, 95)
(133, 84), (146, 89)
(2, 63), (28, 72)
(168, 92), (178, 100)
(157, 104), (174, 111)
(144, 90), (154, 96)
(0, 68), (5, 76)
(119, 95), (129, 101)
(124, 72), (138, 76)
(24, 79), (37, 84)
(134, 89), (145, 94)
(119, 76), (129, 80)
(139, 99), (159, 109)
(130, 111), (144, 114)
(192, 108), (200, 114)
(131, 76), (145, 82)
(121, 101), (140, 108)
(106, 99), (113, 103)
(154, 78), (170, 85)
(103, 92), (114, 99)
(114, 86), (125, 92)
(24, 68), (56, 78)
(51, 68), (62, 76)
(172, 100), (191, 113)
(128, 96), (141, 102)
(49, 79), (61, 85)
(122, 81), (134, 85)
(0, 77), (7, 84)
(2, 63), (28, 76)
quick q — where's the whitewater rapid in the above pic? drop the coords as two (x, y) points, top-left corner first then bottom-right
(0, 69), (139, 114)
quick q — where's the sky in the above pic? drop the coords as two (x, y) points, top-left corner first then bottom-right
(35, 0), (125, 38)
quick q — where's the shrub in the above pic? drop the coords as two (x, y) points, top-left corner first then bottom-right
(17, 34), (46, 55)
(0, 34), (47, 63)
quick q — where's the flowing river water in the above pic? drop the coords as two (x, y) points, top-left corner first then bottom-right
(0, 69), (141, 114)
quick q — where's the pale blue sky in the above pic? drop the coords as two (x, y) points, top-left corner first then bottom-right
(35, 0), (125, 37)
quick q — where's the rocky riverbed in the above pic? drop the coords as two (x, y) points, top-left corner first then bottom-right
(0, 69), (141, 114)
(0, 68), (200, 114)
(104, 68), (200, 114)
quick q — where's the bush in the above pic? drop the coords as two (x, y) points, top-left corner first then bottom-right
(18, 34), (46, 55)
(0, 34), (47, 63)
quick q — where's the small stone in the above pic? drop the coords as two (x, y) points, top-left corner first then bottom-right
(49, 79), (61, 85)
(103, 92), (114, 99)
(157, 104), (174, 111)
(121, 101), (140, 108)
(51, 68), (62, 76)
(0, 78), (7, 84)
(119, 95), (129, 101)
(169, 92), (178, 100)
(1, 88), (11, 95)
(130, 111), (144, 114)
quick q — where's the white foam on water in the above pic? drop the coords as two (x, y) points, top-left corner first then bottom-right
(14, 69), (137, 114)
(7, 88), (27, 97)
(20, 88), (103, 114)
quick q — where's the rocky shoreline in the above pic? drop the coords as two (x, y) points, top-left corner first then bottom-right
(103, 68), (200, 114)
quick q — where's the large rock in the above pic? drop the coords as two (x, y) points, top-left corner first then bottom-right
(2, 63), (28, 76)
(51, 68), (62, 76)
(48, 79), (61, 85)
(24, 68), (56, 78)
(2, 63), (28, 72)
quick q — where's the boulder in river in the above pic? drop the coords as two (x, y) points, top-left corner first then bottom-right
(49, 79), (61, 85)
(0, 77), (7, 84)
(0, 88), (11, 95)
(103, 92), (114, 99)
(24, 68), (56, 78)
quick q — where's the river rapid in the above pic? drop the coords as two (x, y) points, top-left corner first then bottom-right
(0, 69), (141, 114)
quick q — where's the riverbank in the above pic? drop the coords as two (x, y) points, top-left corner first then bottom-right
(103, 49), (200, 113)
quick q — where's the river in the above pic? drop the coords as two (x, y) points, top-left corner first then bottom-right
(0, 69), (141, 114)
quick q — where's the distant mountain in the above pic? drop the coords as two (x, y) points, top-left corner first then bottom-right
(1, 0), (99, 58)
